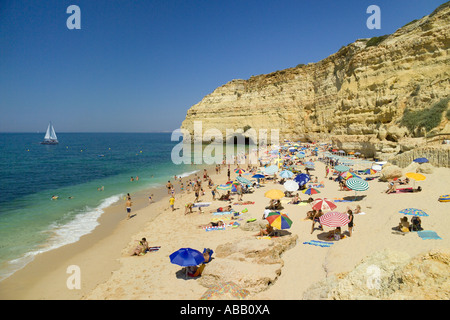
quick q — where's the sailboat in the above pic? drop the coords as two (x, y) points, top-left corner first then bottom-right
(41, 122), (59, 145)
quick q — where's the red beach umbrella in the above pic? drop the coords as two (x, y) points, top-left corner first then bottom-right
(319, 211), (350, 228)
(311, 198), (337, 211)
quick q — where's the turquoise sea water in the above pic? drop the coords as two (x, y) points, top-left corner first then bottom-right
(0, 132), (207, 281)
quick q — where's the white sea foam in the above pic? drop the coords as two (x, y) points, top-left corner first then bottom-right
(1, 194), (122, 281)
(177, 170), (200, 179)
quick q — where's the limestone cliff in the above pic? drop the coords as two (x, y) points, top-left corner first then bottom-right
(181, 3), (450, 147)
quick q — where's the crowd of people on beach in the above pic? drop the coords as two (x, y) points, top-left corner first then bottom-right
(124, 141), (429, 283)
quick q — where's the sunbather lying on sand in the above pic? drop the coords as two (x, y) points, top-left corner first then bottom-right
(198, 220), (225, 228)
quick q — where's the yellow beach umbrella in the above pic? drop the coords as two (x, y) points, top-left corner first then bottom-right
(405, 172), (426, 181)
(264, 189), (285, 200)
(405, 172), (426, 188)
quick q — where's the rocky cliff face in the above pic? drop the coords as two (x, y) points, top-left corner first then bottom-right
(181, 3), (450, 147)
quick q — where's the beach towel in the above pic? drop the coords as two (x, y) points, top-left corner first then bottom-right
(193, 202), (211, 207)
(212, 211), (233, 216)
(205, 226), (226, 231)
(395, 188), (413, 193)
(303, 240), (334, 247)
(256, 236), (272, 240)
(417, 230), (442, 240)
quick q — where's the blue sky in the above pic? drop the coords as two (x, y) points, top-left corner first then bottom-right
(0, 0), (446, 132)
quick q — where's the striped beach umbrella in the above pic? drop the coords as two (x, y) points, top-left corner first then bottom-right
(234, 168), (245, 175)
(302, 187), (320, 195)
(364, 168), (377, 175)
(200, 282), (250, 300)
(319, 211), (350, 228)
(345, 177), (369, 191)
(311, 198), (337, 211)
(334, 165), (350, 172)
(217, 184), (232, 191)
(399, 208), (429, 217)
(266, 212), (293, 230)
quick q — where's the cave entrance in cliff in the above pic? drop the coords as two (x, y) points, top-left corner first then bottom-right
(228, 133), (256, 146)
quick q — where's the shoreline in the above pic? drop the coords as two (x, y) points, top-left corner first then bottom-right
(1, 146), (449, 300)
(0, 165), (207, 299)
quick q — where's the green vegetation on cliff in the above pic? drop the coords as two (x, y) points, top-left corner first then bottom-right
(400, 97), (450, 133)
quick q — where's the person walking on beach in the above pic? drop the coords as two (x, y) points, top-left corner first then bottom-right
(148, 194), (154, 205)
(169, 196), (175, 211)
(126, 198), (133, 219)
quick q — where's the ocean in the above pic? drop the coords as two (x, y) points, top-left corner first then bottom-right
(0, 132), (209, 281)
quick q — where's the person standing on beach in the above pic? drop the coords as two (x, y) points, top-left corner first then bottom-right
(347, 210), (354, 236)
(166, 181), (172, 194)
(126, 198), (133, 219)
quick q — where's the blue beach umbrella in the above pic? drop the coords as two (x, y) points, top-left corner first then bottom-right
(264, 165), (278, 175)
(170, 248), (205, 267)
(252, 174), (265, 179)
(304, 161), (315, 167)
(294, 173), (310, 186)
(279, 170), (294, 179)
(399, 208), (429, 217)
(413, 158), (429, 164)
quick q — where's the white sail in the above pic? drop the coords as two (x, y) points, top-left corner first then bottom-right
(44, 123), (51, 140)
(42, 122), (58, 144)
(49, 124), (57, 140)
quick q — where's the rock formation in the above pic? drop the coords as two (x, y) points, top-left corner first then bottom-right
(303, 248), (450, 300)
(198, 235), (298, 295)
(181, 3), (450, 162)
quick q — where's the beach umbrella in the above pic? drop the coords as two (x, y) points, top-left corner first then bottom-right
(279, 170), (294, 179)
(234, 168), (245, 175)
(216, 184), (232, 191)
(264, 165), (278, 175)
(265, 212), (293, 230)
(311, 198), (337, 211)
(169, 248), (205, 267)
(302, 187), (320, 195)
(296, 152), (306, 158)
(304, 161), (315, 167)
(405, 172), (426, 188)
(340, 171), (355, 180)
(319, 211), (350, 228)
(264, 189), (285, 200)
(346, 177), (369, 191)
(413, 157), (429, 163)
(405, 172), (426, 181)
(399, 208), (429, 217)
(252, 174), (265, 179)
(364, 168), (377, 175)
(371, 164), (382, 171)
(334, 165), (350, 172)
(236, 176), (252, 186)
(294, 173), (310, 186)
(283, 180), (299, 192)
(200, 282), (250, 300)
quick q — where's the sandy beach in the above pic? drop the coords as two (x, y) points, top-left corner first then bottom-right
(1, 145), (448, 301)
